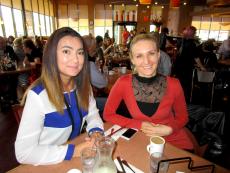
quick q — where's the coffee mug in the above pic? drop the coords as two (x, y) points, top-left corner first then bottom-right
(146, 136), (165, 155)
(108, 70), (115, 75)
(120, 66), (127, 74)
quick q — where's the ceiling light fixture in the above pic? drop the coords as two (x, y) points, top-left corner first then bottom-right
(170, 0), (180, 8)
(139, 0), (152, 5)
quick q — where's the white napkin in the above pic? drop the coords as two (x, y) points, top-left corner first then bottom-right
(104, 124), (128, 141)
(114, 158), (144, 173)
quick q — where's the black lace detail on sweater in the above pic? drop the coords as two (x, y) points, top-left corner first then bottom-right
(132, 74), (167, 116)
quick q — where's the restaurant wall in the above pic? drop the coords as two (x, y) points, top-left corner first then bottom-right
(178, 5), (193, 34)
(137, 5), (151, 33)
(0, 0), (55, 37)
(55, 0), (194, 37)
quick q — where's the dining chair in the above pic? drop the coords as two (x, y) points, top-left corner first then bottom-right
(184, 127), (208, 157)
(190, 68), (216, 109)
(11, 104), (24, 125)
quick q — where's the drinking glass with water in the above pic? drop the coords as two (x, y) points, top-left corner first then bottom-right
(80, 147), (97, 173)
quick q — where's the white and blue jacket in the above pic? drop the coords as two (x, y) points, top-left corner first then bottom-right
(15, 83), (104, 165)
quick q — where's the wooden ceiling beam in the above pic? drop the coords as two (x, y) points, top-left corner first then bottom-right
(190, 7), (230, 16)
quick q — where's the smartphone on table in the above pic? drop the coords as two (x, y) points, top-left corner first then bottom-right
(121, 128), (137, 140)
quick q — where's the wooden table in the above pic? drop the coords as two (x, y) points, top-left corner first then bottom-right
(8, 123), (229, 173)
(105, 67), (132, 94)
(218, 59), (230, 66)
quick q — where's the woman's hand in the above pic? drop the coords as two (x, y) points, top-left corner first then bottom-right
(73, 137), (95, 157)
(141, 121), (173, 137)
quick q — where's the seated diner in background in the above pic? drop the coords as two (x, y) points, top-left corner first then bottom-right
(103, 34), (193, 150)
(218, 36), (230, 60)
(22, 38), (42, 65)
(103, 37), (114, 55)
(15, 27), (104, 165)
(83, 35), (108, 89)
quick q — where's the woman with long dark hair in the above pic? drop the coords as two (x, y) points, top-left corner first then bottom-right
(15, 27), (104, 165)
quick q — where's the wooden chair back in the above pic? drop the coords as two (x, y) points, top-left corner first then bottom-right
(11, 104), (24, 125)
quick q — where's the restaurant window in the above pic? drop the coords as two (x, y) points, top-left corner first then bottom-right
(50, 16), (54, 33)
(105, 5), (113, 37)
(78, 5), (88, 36)
(13, 9), (24, 37)
(192, 16), (230, 41)
(219, 17), (230, 41)
(94, 4), (112, 38)
(209, 17), (221, 41)
(218, 31), (229, 41)
(25, 11), (34, 36)
(0, 24), (3, 36)
(1, 5), (15, 37)
(45, 16), (51, 36)
(199, 30), (209, 41)
(94, 4), (106, 37)
(150, 25), (156, 32)
(199, 16), (210, 41)
(68, 4), (78, 32)
(0, 15), (4, 36)
(33, 12), (40, 36)
(39, 14), (46, 36)
(58, 4), (68, 28)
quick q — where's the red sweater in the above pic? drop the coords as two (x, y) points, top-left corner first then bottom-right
(103, 74), (193, 150)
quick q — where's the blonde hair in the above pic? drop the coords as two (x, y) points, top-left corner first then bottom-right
(13, 37), (23, 47)
(22, 27), (91, 113)
(129, 33), (160, 73)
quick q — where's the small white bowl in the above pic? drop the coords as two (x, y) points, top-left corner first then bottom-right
(66, 168), (82, 173)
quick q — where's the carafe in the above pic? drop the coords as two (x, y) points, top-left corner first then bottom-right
(93, 136), (117, 173)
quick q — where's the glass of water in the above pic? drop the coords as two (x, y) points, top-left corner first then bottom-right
(81, 147), (97, 173)
(150, 152), (169, 173)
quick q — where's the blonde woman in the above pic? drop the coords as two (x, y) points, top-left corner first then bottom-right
(15, 27), (104, 165)
(103, 34), (193, 151)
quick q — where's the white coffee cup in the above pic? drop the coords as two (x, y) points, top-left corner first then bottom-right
(108, 70), (115, 75)
(120, 66), (127, 74)
(147, 136), (165, 155)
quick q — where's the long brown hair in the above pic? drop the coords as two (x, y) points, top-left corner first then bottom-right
(22, 27), (91, 113)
